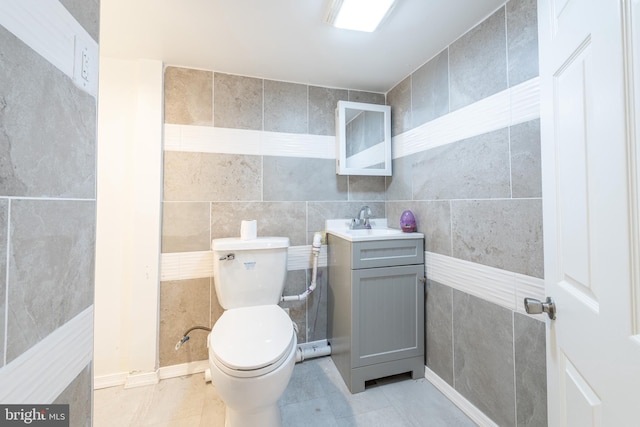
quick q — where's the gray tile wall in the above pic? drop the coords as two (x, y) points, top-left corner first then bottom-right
(309, 86), (347, 136)
(386, 119), (543, 278)
(385, 0), (544, 425)
(0, 3), (98, 424)
(0, 30), (96, 199)
(515, 312), (548, 427)
(7, 200), (95, 361)
(507, 0), (540, 86)
(451, 198), (543, 278)
(425, 282), (547, 427)
(159, 278), (216, 366)
(411, 49), (449, 127)
(387, 0), (539, 133)
(164, 67), (213, 126)
(54, 363), (93, 427)
(413, 128), (512, 200)
(161, 67), (387, 366)
(449, 7), (507, 111)
(264, 80), (308, 134)
(453, 290), (516, 426)
(59, 0), (100, 42)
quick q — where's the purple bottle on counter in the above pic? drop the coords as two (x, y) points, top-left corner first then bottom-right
(400, 210), (417, 232)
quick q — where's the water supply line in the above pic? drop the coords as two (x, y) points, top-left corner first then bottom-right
(175, 325), (212, 350)
(281, 232), (323, 302)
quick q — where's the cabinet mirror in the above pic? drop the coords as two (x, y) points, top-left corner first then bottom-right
(335, 100), (391, 176)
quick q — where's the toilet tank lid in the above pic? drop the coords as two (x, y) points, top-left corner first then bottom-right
(211, 236), (290, 251)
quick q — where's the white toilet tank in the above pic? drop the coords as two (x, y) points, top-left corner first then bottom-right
(212, 237), (289, 309)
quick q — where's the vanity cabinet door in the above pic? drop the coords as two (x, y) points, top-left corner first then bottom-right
(351, 264), (425, 368)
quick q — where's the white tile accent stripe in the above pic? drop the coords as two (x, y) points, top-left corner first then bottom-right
(426, 251), (545, 316)
(262, 132), (335, 159)
(164, 126), (261, 155)
(163, 78), (538, 159)
(160, 245), (329, 281)
(161, 247), (544, 318)
(0, 306), (93, 403)
(160, 251), (213, 282)
(287, 245), (328, 271)
(164, 124), (335, 159)
(510, 77), (541, 125)
(0, 0), (99, 97)
(427, 252), (515, 309)
(161, 251), (210, 281)
(393, 78), (540, 159)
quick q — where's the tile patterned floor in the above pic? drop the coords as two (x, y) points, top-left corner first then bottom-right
(94, 357), (477, 427)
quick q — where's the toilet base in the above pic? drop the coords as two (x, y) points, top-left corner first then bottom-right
(210, 331), (297, 427)
(225, 404), (281, 427)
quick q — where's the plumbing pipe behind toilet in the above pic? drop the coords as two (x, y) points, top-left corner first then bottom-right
(281, 232), (323, 302)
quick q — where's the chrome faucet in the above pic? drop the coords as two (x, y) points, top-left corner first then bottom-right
(351, 206), (372, 229)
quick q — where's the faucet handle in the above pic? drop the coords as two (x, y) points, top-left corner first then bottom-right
(356, 206), (372, 229)
(358, 205), (372, 219)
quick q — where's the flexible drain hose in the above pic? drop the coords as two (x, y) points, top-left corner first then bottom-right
(281, 232), (323, 302)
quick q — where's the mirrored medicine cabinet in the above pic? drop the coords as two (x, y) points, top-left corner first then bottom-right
(335, 100), (392, 176)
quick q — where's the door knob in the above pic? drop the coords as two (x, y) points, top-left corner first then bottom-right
(524, 296), (556, 320)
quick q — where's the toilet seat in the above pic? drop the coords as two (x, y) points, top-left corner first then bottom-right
(209, 305), (295, 378)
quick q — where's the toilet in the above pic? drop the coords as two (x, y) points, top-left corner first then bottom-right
(208, 236), (296, 427)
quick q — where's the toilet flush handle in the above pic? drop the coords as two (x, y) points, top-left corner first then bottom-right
(219, 253), (235, 261)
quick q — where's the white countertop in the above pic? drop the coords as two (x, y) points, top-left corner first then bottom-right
(325, 218), (424, 242)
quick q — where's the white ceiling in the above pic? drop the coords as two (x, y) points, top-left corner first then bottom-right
(100, 0), (504, 93)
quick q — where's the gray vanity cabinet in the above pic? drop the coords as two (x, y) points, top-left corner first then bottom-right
(327, 235), (425, 393)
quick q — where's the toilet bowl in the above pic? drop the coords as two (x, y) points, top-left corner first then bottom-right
(208, 305), (296, 427)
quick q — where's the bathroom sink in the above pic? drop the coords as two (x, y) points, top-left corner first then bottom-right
(325, 219), (424, 242)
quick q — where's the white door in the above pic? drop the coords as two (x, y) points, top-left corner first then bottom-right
(538, 0), (640, 425)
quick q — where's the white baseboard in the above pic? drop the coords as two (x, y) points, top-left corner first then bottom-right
(424, 366), (498, 427)
(95, 361), (209, 390)
(124, 370), (160, 389)
(95, 369), (161, 390)
(94, 372), (129, 390)
(158, 360), (209, 380)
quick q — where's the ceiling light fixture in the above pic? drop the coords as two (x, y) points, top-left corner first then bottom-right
(324, 0), (396, 33)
